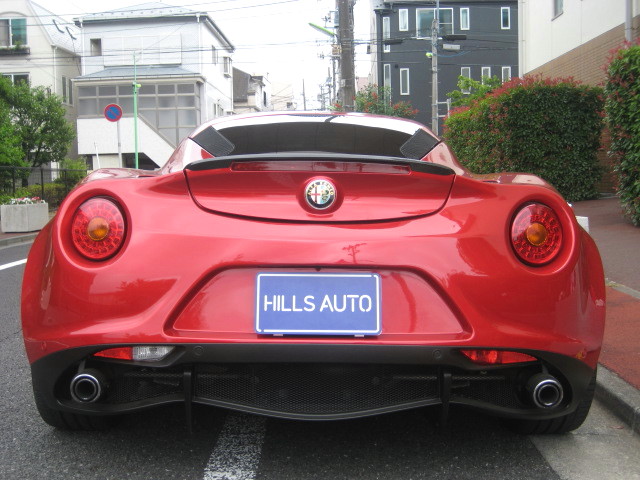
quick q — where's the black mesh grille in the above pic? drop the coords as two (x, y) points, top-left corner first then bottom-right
(107, 369), (183, 404)
(194, 364), (439, 415)
(86, 363), (531, 413)
(451, 373), (523, 408)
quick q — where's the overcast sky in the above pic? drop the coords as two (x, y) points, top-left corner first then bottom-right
(38, 0), (371, 109)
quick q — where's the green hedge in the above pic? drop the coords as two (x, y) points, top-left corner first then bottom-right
(16, 183), (68, 208)
(605, 43), (640, 226)
(443, 77), (604, 202)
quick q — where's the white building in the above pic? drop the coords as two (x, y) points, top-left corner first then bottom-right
(233, 68), (272, 114)
(518, 0), (639, 193)
(0, 1), (81, 154)
(74, 2), (235, 169)
(518, 0), (639, 81)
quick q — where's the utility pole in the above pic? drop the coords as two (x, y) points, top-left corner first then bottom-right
(431, 0), (440, 135)
(337, 0), (355, 110)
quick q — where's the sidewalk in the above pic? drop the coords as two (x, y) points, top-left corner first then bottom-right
(573, 197), (640, 434)
(1, 198), (639, 433)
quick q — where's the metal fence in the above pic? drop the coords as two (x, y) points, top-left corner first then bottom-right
(0, 165), (89, 209)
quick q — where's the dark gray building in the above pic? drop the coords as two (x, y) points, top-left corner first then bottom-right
(370, 0), (518, 130)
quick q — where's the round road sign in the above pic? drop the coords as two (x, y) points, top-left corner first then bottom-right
(104, 103), (123, 122)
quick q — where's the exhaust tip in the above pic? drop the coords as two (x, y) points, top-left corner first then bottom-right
(526, 373), (564, 409)
(70, 369), (106, 403)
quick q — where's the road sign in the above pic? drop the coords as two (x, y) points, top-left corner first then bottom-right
(104, 104), (123, 122)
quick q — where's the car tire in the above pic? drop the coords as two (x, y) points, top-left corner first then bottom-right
(508, 368), (596, 435)
(33, 382), (113, 431)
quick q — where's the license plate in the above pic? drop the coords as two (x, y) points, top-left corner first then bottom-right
(255, 273), (381, 335)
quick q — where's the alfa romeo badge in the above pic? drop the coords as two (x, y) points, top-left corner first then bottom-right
(305, 179), (336, 210)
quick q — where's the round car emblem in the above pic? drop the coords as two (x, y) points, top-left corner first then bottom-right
(305, 179), (336, 210)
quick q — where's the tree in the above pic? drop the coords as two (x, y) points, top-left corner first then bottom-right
(604, 42), (640, 226)
(0, 101), (29, 194)
(447, 75), (503, 107)
(0, 102), (23, 167)
(333, 85), (418, 119)
(0, 77), (75, 167)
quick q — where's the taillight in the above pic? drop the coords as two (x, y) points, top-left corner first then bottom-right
(510, 202), (562, 266)
(460, 349), (537, 365)
(71, 197), (126, 260)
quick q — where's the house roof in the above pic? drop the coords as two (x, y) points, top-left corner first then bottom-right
(30, 1), (81, 54)
(74, 2), (234, 51)
(77, 2), (196, 21)
(75, 65), (202, 80)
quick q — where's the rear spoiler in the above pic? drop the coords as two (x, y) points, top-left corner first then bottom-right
(186, 153), (455, 176)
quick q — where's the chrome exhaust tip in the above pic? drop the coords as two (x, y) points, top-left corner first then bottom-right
(527, 373), (564, 409)
(70, 369), (106, 403)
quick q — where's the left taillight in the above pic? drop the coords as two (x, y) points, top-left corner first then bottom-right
(71, 197), (126, 260)
(510, 202), (563, 266)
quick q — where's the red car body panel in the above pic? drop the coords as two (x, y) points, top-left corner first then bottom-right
(21, 112), (605, 428)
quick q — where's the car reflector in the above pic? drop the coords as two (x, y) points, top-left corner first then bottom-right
(460, 349), (537, 365)
(94, 347), (133, 360)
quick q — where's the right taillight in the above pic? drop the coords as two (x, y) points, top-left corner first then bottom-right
(510, 202), (563, 266)
(71, 197), (126, 260)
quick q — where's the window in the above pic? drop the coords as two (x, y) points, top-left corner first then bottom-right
(481, 67), (491, 82)
(501, 7), (511, 29)
(2, 73), (29, 85)
(0, 18), (27, 47)
(502, 66), (512, 82)
(399, 9), (408, 32)
(553, 0), (563, 18)
(460, 8), (470, 30)
(400, 68), (410, 95)
(383, 17), (390, 53)
(77, 81), (200, 146)
(90, 38), (102, 56)
(417, 8), (454, 38)
(460, 67), (471, 93)
(383, 64), (391, 89)
(62, 76), (73, 104)
(212, 46), (218, 64)
(223, 57), (232, 76)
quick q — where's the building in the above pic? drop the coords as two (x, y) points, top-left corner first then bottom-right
(0, 1), (81, 154)
(519, 0), (639, 85)
(74, 2), (235, 170)
(519, 0), (640, 192)
(369, 0), (518, 130)
(233, 68), (272, 114)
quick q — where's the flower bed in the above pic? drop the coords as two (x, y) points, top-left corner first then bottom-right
(1, 197), (48, 232)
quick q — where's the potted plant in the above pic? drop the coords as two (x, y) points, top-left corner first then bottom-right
(0, 196), (48, 232)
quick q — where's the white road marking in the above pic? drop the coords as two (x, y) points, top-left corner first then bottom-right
(0, 259), (27, 271)
(203, 414), (267, 480)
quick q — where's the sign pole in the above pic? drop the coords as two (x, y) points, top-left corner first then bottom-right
(116, 120), (123, 167)
(133, 53), (140, 170)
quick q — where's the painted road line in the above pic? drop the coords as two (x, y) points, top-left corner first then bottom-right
(0, 259), (27, 271)
(203, 414), (267, 480)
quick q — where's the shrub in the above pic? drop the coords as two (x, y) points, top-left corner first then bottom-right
(21, 183), (67, 208)
(604, 42), (640, 226)
(443, 76), (604, 202)
(333, 85), (418, 119)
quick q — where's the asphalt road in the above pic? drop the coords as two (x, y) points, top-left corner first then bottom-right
(1, 241), (639, 480)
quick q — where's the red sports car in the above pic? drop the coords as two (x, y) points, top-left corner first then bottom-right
(21, 112), (605, 433)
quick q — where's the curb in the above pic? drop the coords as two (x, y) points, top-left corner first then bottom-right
(595, 364), (640, 435)
(0, 232), (38, 248)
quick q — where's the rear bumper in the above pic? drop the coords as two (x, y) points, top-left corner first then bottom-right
(31, 343), (596, 421)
